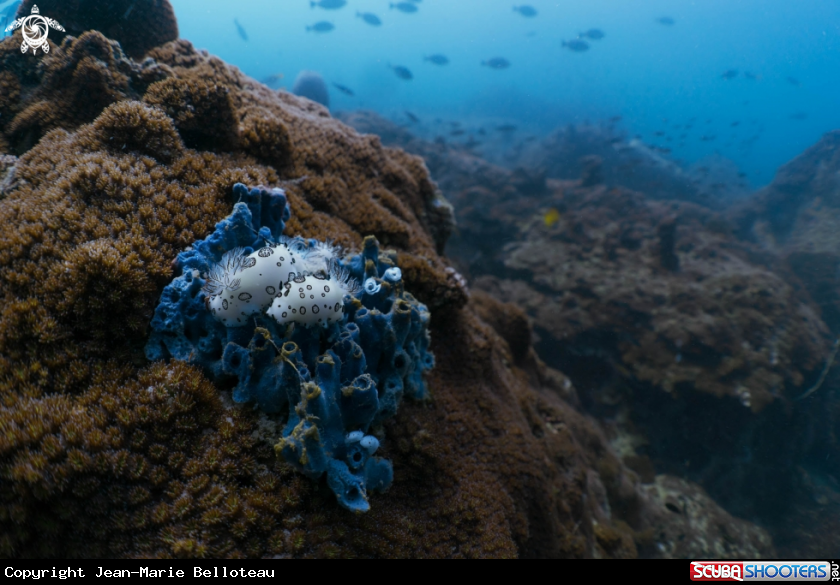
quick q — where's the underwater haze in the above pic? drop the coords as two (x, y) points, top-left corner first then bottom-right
(172, 0), (840, 186)
(6, 0), (840, 559)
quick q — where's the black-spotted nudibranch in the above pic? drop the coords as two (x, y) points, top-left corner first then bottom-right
(204, 242), (302, 326)
(266, 270), (350, 327)
(203, 240), (359, 329)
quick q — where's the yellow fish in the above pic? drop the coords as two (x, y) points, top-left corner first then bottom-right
(543, 207), (561, 228)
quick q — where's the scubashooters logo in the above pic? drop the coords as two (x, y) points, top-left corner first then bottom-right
(4, 4), (64, 54)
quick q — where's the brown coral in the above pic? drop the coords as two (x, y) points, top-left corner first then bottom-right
(0, 12), (769, 558)
(0, 30), (656, 558)
(1, 31), (170, 154)
(475, 184), (829, 411)
(732, 131), (840, 333)
(143, 77), (240, 152)
(0, 360), (298, 557)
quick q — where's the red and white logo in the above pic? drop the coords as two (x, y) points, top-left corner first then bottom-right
(692, 562), (743, 582)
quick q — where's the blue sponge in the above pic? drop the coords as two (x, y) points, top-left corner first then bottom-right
(146, 183), (434, 512)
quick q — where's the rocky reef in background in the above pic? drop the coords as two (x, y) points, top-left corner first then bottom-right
(0, 3), (773, 560)
(732, 131), (840, 334)
(338, 111), (840, 558)
(341, 112), (752, 211)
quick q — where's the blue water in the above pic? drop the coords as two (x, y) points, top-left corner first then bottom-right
(173, 0), (840, 185)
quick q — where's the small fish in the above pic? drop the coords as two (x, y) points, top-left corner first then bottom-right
(482, 57), (511, 69)
(390, 65), (413, 80)
(656, 16), (675, 25)
(405, 111), (419, 123)
(306, 21), (335, 33)
(730, 121), (740, 127)
(743, 71), (758, 80)
(700, 135), (716, 142)
(260, 73), (284, 87)
(543, 208), (561, 228)
(583, 28), (605, 40)
(789, 112), (808, 120)
(424, 54), (450, 65)
(450, 129), (465, 136)
(513, 5), (537, 17)
(721, 69), (738, 80)
(496, 124), (517, 133)
(332, 83), (354, 96)
(356, 11), (381, 26)
(562, 39), (590, 52)
(654, 131), (665, 137)
(526, 31), (537, 37)
(310, 0), (346, 9)
(786, 76), (800, 86)
(390, 2), (418, 13)
(234, 18), (248, 41)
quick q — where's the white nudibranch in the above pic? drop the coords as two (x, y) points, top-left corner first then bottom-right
(267, 272), (347, 327)
(204, 242), (301, 326)
(204, 239), (360, 328)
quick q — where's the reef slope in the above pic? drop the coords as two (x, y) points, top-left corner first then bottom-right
(0, 22), (748, 558)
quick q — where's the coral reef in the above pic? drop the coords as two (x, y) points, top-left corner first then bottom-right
(478, 184), (828, 410)
(0, 23), (666, 558)
(0, 30), (171, 154)
(0, 360), (295, 558)
(341, 110), (834, 557)
(467, 183), (834, 532)
(636, 475), (772, 558)
(0, 2), (807, 558)
(146, 183), (434, 512)
(337, 111), (751, 210)
(732, 130), (840, 332)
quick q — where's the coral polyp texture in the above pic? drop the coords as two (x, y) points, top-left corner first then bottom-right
(146, 183), (434, 512)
